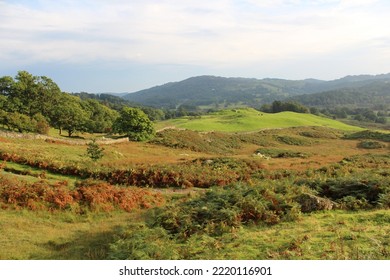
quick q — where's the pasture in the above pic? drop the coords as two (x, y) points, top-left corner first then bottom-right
(155, 108), (363, 132)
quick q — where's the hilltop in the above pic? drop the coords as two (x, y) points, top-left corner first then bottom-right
(155, 108), (362, 133)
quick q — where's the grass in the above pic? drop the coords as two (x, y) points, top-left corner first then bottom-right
(107, 209), (390, 260)
(2, 161), (79, 186)
(156, 108), (363, 132)
(225, 210), (390, 260)
(0, 209), (134, 259)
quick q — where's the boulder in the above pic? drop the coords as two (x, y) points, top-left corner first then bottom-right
(296, 193), (336, 213)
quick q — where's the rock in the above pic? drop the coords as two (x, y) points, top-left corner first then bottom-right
(254, 152), (270, 160)
(296, 193), (336, 213)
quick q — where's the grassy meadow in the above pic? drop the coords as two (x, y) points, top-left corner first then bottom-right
(0, 111), (389, 260)
(155, 108), (362, 132)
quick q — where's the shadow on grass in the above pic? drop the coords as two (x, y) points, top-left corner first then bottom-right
(36, 225), (123, 260)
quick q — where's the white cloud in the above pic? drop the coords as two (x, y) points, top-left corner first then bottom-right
(1, 0), (390, 75)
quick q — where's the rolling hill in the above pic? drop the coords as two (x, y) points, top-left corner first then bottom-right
(123, 74), (390, 109)
(155, 108), (362, 132)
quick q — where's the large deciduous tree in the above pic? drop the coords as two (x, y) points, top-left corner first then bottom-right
(113, 107), (155, 141)
(52, 95), (88, 137)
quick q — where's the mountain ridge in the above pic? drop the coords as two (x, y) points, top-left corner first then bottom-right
(121, 73), (390, 109)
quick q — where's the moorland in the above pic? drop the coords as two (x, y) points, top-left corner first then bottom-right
(0, 71), (389, 260)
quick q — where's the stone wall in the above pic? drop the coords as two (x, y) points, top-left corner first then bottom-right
(0, 131), (129, 145)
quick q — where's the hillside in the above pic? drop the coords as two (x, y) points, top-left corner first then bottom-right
(155, 108), (362, 132)
(290, 80), (390, 108)
(123, 74), (390, 109)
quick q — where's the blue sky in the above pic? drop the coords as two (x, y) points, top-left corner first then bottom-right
(1, 0), (390, 92)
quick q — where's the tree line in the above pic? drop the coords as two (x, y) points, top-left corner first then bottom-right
(0, 71), (154, 140)
(260, 100), (310, 114)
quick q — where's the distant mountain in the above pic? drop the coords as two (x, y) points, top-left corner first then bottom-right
(99, 92), (131, 97)
(289, 80), (390, 108)
(122, 74), (390, 109)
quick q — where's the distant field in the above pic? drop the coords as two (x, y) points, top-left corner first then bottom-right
(156, 108), (363, 132)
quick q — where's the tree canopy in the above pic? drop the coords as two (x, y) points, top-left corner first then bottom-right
(0, 71), (119, 135)
(113, 107), (155, 141)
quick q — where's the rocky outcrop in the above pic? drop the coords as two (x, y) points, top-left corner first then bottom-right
(296, 193), (336, 213)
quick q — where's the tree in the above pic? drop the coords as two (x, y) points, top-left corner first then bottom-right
(86, 139), (105, 162)
(5, 112), (37, 133)
(81, 99), (119, 133)
(113, 107), (155, 141)
(0, 71), (61, 120)
(0, 76), (14, 96)
(52, 94), (88, 137)
(272, 100), (283, 113)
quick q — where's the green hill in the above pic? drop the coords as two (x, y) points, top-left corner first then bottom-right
(156, 108), (362, 132)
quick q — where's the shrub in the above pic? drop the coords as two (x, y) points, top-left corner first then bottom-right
(33, 113), (50, 135)
(301, 177), (389, 207)
(275, 135), (312, 146)
(150, 183), (303, 238)
(377, 193), (390, 209)
(337, 196), (371, 210)
(357, 140), (386, 149)
(255, 148), (309, 158)
(345, 130), (390, 142)
(0, 176), (164, 212)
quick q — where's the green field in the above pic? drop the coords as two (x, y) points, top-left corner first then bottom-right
(156, 108), (362, 132)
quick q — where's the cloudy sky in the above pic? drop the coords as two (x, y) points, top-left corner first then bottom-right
(1, 0), (390, 92)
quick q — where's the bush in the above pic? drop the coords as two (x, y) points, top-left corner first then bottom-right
(33, 113), (50, 135)
(255, 148), (309, 158)
(276, 135), (312, 146)
(357, 140), (386, 149)
(337, 196), (371, 210)
(301, 177), (389, 207)
(0, 176), (164, 212)
(377, 193), (390, 209)
(150, 183), (303, 238)
(345, 130), (390, 142)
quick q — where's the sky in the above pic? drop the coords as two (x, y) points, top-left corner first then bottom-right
(1, 0), (390, 93)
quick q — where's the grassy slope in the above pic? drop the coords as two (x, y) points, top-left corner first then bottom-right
(156, 108), (362, 132)
(1, 208), (388, 260)
(0, 210), (133, 259)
